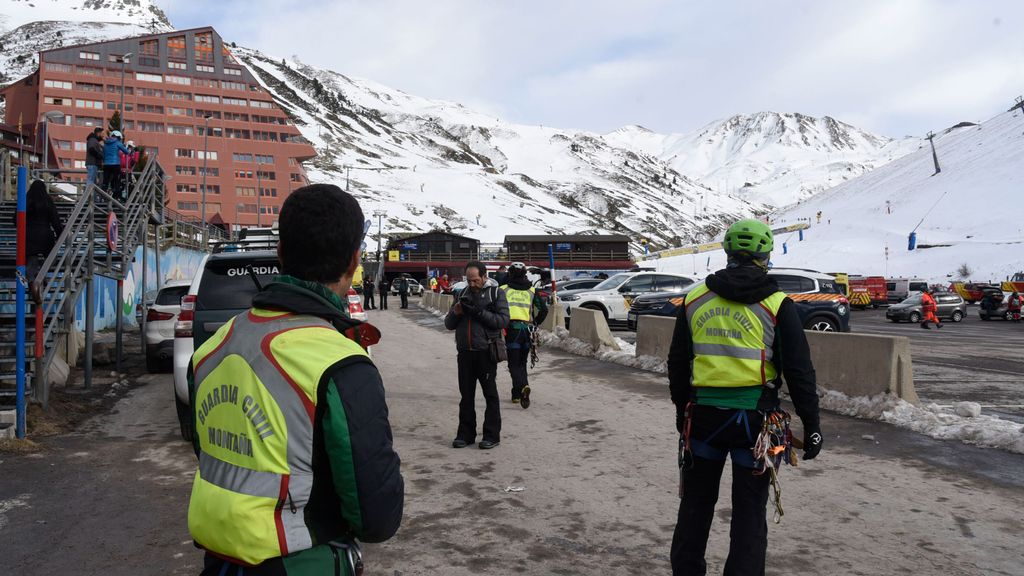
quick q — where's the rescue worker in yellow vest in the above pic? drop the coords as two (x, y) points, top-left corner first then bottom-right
(500, 262), (548, 408)
(667, 219), (821, 576)
(188, 184), (404, 575)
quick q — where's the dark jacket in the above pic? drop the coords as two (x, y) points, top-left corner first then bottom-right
(397, 277), (409, 295)
(85, 133), (104, 166)
(667, 265), (819, 430)
(12, 190), (64, 257)
(378, 279), (389, 295)
(364, 279), (375, 295)
(103, 137), (130, 166)
(444, 284), (510, 351)
(245, 280), (404, 544)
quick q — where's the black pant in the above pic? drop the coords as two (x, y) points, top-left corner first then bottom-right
(379, 291), (388, 310)
(506, 328), (531, 399)
(400, 292), (409, 308)
(456, 350), (501, 443)
(365, 290), (375, 309)
(671, 407), (769, 576)
(102, 165), (122, 197)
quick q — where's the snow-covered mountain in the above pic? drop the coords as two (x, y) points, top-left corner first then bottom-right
(645, 107), (1024, 281)
(606, 112), (923, 208)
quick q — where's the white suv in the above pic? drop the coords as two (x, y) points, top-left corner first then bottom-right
(559, 272), (695, 324)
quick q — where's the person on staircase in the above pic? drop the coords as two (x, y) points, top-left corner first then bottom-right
(102, 130), (130, 201)
(10, 180), (64, 304)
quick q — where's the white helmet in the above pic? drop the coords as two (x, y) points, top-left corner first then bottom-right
(111, 130), (123, 138)
(126, 140), (135, 147)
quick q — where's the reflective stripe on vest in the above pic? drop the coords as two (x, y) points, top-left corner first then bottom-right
(685, 283), (786, 388)
(187, 309), (368, 566)
(502, 286), (535, 323)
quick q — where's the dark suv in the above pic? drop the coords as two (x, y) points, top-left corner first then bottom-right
(886, 292), (966, 323)
(626, 269), (852, 332)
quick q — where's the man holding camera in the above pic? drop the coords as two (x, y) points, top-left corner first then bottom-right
(444, 261), (510, 449)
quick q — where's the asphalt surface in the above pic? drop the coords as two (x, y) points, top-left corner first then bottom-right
(615, 304), (1024, 422)
(1, 305), (1022, 575)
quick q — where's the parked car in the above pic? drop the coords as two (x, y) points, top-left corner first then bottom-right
(173, 250), (282, 441)
(560, 272), (695, 325)
(626, 269), (853, 332)
(886, 292), (966, 323)
(391, 275), (423, 296)
(140, 280), (191, 372)
(978, 291), (1013, 321)
(348, 287), (367, 321)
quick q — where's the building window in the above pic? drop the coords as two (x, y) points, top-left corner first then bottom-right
(167, 90), (192, 101)
(175, 165), (197, 176)
(194, 31), (214, 63)
(250, 100), (274, 109)
(79, 51), (100, 60)
(167, 124), (194, 135)
(290, 173), (304, 183)
(199, 184), (221, 195)
(195, 109), (221, 119)
(76, 82), (104, 92)
(177, 201), (200, 211)
(105, 84), (134, 95)
(224, 68), (242, 76)
(234, 170), (254, 179)
(75, 116), (104, 127)
(233, 153), (253, 163)
(223, 112), (248, 122)
(223, 97), (247, 107)
(257, 170), (276, 180)
(197, 126), (223, 137)
(168, 107), (193, 116)
(75, 99), (103, 109)
(236, 187), (256, 197)
(140, 39), (159, 56)
(221, 81), (246, 91)
(139, 56), (161, 67)
(45, 62), (73, 73)
(168, 61), (188, 70)
(74, 160), (86, 169)
(168, 35), (187, 59)
(199, 166), (219, 177)
(43, 96), (69, 106)
(137, 104), (164, 114)
(43, 79), (73, 89)
(136, 72), (163, 83)
(255, 154), (274, 164)
(137, 87), (163, 97)
(196, 64), (215, 73)
(288, 158), (298, 166)
(197, 150), (218, 160)
(77, 66), (103, 76)
(225, 128), (250, 139)
(195, 94), (220, 104)
(138, 122), (165, 132)
(253, 131), (278, 141)
(106, 102), (134, 112)
(166, 75), (191, 85)
(207, 203), (222, 213)
(193, 78), (218, 88)
(259, 188), (278, 197)
(57, 140), (74, 151)
(236, 204), (258, 214)
(260, 206), (280, 215)
(176, 183), (198, 194)
(175, 148), (195, 158)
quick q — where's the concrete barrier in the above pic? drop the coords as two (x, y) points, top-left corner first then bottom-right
(568, 307), (619, 351)
(540, 302), (565, 332)
(635, 315), (676, 361)
(805, 331), (917, 403)
(423, 291), (436, 310)
(439, 294), (454, 313)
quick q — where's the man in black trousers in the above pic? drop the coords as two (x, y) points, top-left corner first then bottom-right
(364, 278), (376, 309)
(378, 276), (389, 310)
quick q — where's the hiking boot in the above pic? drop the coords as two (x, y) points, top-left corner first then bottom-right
(479, 439), (500, 450)
(511, 398), (520, 405)
(520, 385), (531, 409)
(937, 323), (943, 329)
(452, 438), (473, 449)
(920, 323), (930, 329)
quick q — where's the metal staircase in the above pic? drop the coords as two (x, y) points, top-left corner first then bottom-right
(0, 156), (166, 411)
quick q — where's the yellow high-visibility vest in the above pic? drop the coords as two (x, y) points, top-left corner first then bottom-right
(501, 285), (535, 323)
(187, 308), (368, 566)
(685, 283), (787, 388)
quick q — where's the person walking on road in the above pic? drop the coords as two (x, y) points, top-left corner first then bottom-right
(445, 261), (510, 449)
(187, 184), (404, 575)
(378, 275), (389, 310)
(364, 277), (376, 309)
(500, 262), (547, 408)
(667, 218), (822, 576)
(398, 274), (410, 309)
(920, 288), (943, 329)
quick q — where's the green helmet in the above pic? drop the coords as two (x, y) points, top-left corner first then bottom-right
(723, 219), (773, 257)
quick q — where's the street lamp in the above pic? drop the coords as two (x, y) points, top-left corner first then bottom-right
(373, 209), (386, 284)
(39, 110), (65, 170)
(200, 113), (212, 244)
(119, 53), (133, 127)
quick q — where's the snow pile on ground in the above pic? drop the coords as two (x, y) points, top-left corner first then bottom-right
(537, 327), (667, 373)
(820, 390), (1024, 454)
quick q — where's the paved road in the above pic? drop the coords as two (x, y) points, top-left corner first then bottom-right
(615, 305), (1024, 422)
(2, 306), (1023, 575)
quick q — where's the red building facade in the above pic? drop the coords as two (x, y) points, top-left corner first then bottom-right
(0, 26), (316, 229)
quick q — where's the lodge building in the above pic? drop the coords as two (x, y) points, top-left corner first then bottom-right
(0, 26), (316, 230)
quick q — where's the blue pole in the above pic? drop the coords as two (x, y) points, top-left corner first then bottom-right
(548, 243), (556, 298)
(15, 166), (27, 439)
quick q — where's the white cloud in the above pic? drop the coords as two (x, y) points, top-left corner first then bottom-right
(162, 0), (1024, 137)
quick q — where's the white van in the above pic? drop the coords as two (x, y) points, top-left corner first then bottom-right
(886, 277), (929, 303)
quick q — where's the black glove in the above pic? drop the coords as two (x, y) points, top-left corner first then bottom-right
(675, 407), (687, 435)
(460, 300), (479, 316)
(803, 424), (823, 460)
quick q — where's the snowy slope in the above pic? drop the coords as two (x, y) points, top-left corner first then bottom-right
(645, 109), (1024, 282)
(607, 113), (921, 208)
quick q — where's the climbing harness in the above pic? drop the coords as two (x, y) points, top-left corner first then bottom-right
(752, 409), (798, 523)
(678, 401), (694, 498)
(529, 324), (540, 368)
(329, 540), (364, 576)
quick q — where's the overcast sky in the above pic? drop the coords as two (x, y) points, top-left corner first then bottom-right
(161, 0), (1024, 137)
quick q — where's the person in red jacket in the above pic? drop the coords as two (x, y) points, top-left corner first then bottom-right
(1008, 292), (1021, 322)
(920, 288), (942, 329)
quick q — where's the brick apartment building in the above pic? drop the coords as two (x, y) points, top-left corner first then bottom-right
(0, 26), (316, 229)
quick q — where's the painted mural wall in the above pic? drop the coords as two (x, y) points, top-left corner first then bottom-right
(74, 244), (207, 331)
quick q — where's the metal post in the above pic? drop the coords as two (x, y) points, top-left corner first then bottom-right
(201, 114), (211, 245)
(140, 223), (148, 354)
(926, 131), (941, 175)
(42, 120), (49, 170)
(115, 278), (123, 374)
(548, 243), (556, 300)
(119, 53), (132, 125)
(84, 185), (95, 388)
(256, 164), (262, 227)
(15, 167), (27, 438)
